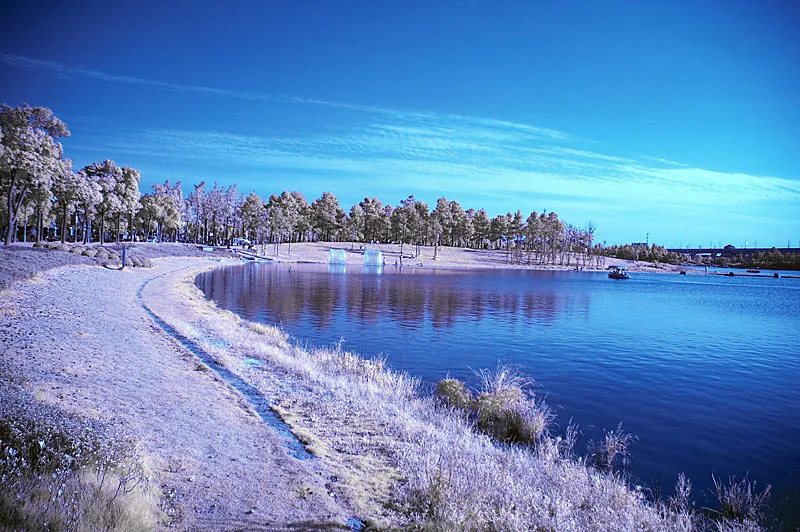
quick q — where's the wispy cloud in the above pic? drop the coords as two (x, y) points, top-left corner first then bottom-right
(99, 120), (800, 212)
(5, 52), (798, 244)
(0, 51), (570, 142)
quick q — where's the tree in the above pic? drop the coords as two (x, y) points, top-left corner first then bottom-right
(75, 170), (102, 244)
(472, 209), (490, 249)
(449, 200), (472, 248)
(1, 104), (70, 245)
(289, 191), (311, 243)
(115, 167), (140, 242)
(525, 211), (541, 263)
(187, 181), (207, 243)
(346, 204), (365, 248)
(508, 210), (524, 263)
(359, 197), (385, 243)
(52, 160), (81, 243)
(265, 191), (303, 253)
(239, 192), (265, 242)
(412, 200), (429, 253)
(311, 191), (343, 242)
(489, 215), (508, 250)
(151, 180), (184, 242)
(83, 160), (123, 244)
(432, 197), (452, 246)
(391, 197), (415, 256)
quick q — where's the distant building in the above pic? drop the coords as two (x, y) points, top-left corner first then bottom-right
(724, 244), (736, 250)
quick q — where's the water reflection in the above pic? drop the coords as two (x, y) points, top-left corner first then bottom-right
(196, 262), (800, 527)
(196, 263), (580, 330)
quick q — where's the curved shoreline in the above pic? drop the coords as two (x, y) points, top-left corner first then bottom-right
(2, 245), (771, 530)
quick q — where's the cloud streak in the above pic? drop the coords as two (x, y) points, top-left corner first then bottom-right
(5, 51), (798, 244)
(0, 51), (570, 142)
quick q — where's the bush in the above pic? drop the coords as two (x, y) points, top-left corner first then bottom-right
(0, 374), (156, 531)
(435, 365), (552, 446)
(436, 378), (473, 408)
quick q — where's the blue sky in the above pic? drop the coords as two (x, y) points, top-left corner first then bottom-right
(1, 1), (798, 247)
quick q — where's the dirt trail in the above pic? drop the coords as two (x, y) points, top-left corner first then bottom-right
(0, 258), (354, 531)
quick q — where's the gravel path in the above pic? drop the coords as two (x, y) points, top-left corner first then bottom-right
(0, 257), (353, 531)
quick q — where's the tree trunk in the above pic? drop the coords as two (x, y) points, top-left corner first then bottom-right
(61, 205), (68, 243)
(5, 177), (24, 245)
(98, 211), (105, 244)
(37, 209), (43, 243)
(116, 213), (122, 243)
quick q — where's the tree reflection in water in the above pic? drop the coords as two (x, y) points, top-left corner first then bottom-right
(196, 263), (582, 332)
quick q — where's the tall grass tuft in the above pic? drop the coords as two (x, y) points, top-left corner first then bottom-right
(587, 422), (637, 475)
(711, 475), (771, 529)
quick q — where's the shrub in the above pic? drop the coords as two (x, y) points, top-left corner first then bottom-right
(435, 365), (552, 446)
(0, 374), (156, 531)
(82, 248), (98, 258)
(436, 378), (473, 408)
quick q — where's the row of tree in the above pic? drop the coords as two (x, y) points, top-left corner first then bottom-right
(2, 104), (602, 266)
(604, 244), (683, 265)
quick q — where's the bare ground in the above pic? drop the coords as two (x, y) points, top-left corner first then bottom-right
(0, 252), (355, 531)
(0, 242), (215, 290)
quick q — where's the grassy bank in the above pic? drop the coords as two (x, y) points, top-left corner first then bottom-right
(142, 262), (769, 531)
(1, 246), (771, 530)
(0, 368), (158, 531)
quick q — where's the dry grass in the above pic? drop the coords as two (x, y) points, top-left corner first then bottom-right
(710, 475), (771, 529)
(0, 370), (158, 531)
(136, 262), (772, 531)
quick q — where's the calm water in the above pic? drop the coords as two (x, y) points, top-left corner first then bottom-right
(197, 263), (800, 520)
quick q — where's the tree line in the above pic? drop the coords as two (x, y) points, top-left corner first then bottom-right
(2, 104), (602, 266)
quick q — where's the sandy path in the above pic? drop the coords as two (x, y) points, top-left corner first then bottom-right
(0, 258), (353, 531)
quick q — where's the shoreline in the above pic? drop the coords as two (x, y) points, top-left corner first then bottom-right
(235, 240), (688, 275)
(1, 244), (772, 530)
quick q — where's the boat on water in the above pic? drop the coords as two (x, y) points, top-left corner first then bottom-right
(746, 268), (761, 273)
(608, 266), (630, 279)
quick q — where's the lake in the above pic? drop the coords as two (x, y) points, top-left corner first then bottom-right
(197, 262), (800, 522)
